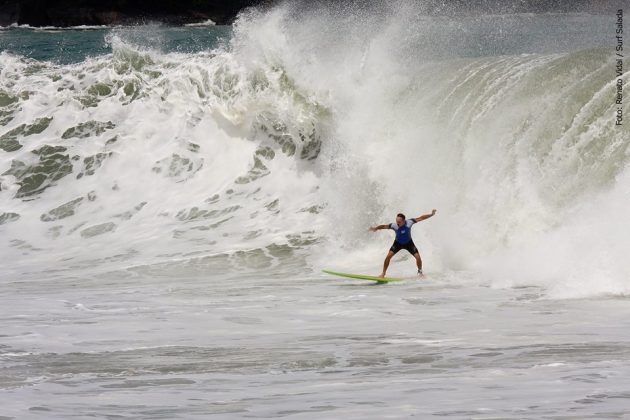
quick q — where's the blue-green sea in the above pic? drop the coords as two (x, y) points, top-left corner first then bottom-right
(0, 25), (232, 64)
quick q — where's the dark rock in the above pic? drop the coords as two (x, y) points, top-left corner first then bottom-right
(0, 1), (18, 26)
(0, 0), (271, 27)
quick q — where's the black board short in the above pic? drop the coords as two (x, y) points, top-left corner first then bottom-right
(390, 240), (418, 255)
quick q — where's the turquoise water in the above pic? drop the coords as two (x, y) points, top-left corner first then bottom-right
(0, 26), (232, 64)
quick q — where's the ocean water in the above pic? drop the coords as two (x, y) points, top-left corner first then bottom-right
(1, 4), (629, 419)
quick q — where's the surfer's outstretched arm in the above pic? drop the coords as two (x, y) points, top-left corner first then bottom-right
(368, 224), (390, 232)
(414, 209), (437, 223)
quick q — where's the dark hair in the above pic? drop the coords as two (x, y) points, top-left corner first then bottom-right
(396, 213), (405, 220)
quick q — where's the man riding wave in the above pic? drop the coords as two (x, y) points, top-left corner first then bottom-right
(369, 209), (437, 278)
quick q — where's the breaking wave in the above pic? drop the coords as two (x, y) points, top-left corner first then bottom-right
(0, 3), (628, 298)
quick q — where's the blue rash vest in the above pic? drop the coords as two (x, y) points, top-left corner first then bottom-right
(389, 219), (416, 244)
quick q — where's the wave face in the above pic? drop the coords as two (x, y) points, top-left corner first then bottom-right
(0, 4), (628, 298)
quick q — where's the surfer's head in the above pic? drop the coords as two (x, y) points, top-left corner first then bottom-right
(396, 213), (405, 226)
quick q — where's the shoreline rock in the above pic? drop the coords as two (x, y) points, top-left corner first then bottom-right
(0, 0), (269, 27)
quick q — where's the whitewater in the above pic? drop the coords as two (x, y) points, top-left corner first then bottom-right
(1, 3), (630, 419)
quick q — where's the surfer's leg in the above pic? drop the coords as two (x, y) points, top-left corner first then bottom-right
(407, 241), (422, 275)
(413, 252), (422, 272)
(405, 241), (422, 274)
(380, 251), (395, 278)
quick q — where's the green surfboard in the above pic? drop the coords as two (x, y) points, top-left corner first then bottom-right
(322, 269), (402, 283)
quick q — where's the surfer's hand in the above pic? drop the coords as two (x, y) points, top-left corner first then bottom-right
(368, 226), (377, 232)
(431, 209), (437, 215)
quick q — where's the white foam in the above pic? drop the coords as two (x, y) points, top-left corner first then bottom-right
(184, 19), (216, 27)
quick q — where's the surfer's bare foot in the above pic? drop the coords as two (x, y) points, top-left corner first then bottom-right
(378, 273), (385, 278)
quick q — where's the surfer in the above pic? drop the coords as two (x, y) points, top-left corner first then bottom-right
(368, 210), (437, 277)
